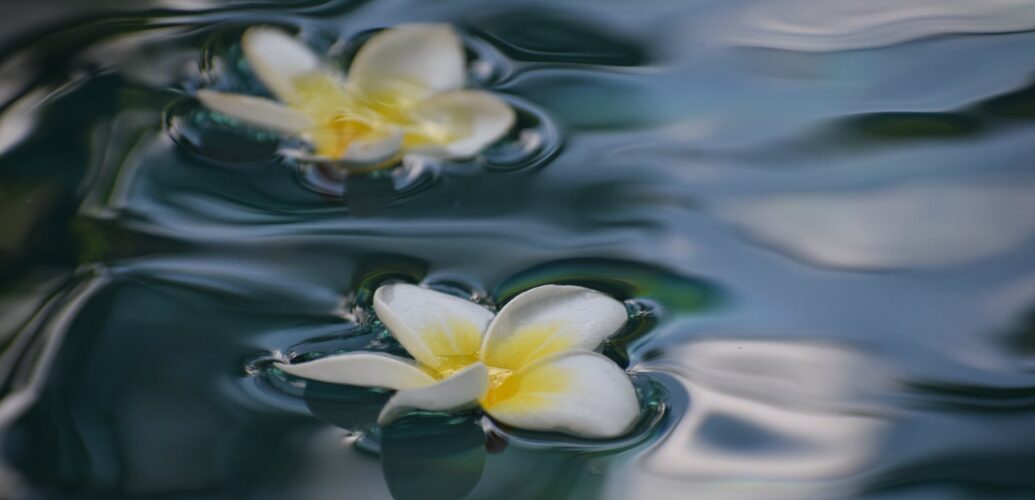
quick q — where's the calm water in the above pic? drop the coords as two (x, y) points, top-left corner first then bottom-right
(2, 0), (1035, 498)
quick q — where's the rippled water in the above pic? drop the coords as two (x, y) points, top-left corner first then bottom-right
(2, 0), (1035, 498)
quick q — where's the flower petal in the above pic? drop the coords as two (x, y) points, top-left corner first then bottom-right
(482, 351), (639, 438)
(341, 126), (403, 165)
(242, 27), (322, 103)
(349, 24), (465, 98)
(481, 285), (628, 371)
(408, 90), (516, 159)
(275, 352), (436, 390)
(373, 283), (495, 370)
(293, 124), (404, 166)
(197, 90), (314, 135)
(345, 127), (401, 162)
(378, 362), (489, 425)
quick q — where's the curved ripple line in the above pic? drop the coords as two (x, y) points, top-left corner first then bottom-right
(720, 0), (1035, 51)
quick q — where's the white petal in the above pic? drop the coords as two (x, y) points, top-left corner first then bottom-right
(275, 352), (436, 390)
(341, 126), (402, 164)
(279, 128), (402, 167)
(481, 285), (628, 371)
(409, 90), (515, 159)
(299, 126), (404, 166)
(483, 351), (639, 438)
(197, 90), (313, 134)
(373, 283), (494, 370)
(242, 27), (322, 103)
(349, 24), (465, 97)
(378, 362), (488, 425)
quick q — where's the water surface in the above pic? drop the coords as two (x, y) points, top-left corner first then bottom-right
(2, 0), (1035, 498)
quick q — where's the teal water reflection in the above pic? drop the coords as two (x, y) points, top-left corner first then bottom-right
(2, 0), (1035, 498)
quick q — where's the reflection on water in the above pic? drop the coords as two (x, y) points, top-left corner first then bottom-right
(722, 181), (1035, 269)
(719, 0), (1035, 51)
(2, 0), (1035, 498)
(611, 340), (893, 499)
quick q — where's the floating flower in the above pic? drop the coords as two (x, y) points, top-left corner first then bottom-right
(277, 284), (640, 438)
(198, 24), (515, 168)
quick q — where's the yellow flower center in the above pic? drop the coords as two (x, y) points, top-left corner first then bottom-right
(413, 318), (578, 413)
(481, 322), (571, 371)
(286, 72), (463, 159)
(431, 354), (481, 379)
(480, 363), (568, 412)
(479, 366), (516, 407)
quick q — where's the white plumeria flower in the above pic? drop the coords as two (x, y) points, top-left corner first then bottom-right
(277, 284), (640, 438)
(197, 24), (515, 168)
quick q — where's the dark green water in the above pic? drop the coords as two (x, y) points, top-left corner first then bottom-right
(2, 0), (1035, 498)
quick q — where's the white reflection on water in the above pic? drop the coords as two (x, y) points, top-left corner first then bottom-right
(721, 182), (1035, 270)
(0, 52), (35, 110)
(720, 0), (1035, 51)
(0, 88), (49, 156)
(610, 340), (894, 499)
(82, 28), (200, 88)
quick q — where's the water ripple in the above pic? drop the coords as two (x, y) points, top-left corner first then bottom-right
(720, 0), (1035, 52)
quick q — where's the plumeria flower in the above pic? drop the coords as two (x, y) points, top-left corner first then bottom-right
(277, 284), (641, 438)
(197, 24), (515, 169)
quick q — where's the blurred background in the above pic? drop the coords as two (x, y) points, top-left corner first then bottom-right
(1, 0), (1035, 498)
